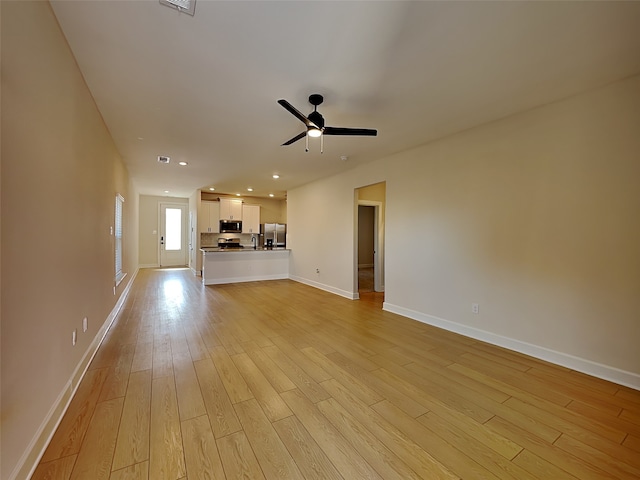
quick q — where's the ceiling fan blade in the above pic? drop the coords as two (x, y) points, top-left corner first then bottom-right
(278, 99), (318, 128)
(281, 131), (307, 146)
(323, 127), (377, 137)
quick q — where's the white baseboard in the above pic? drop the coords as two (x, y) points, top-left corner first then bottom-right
(383, 302), (640, 391)
(290, 275), (358, 300)
(13, 269), (139, 480)
(138, 263), (159, 268)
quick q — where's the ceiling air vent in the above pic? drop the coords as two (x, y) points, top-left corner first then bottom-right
(157, 155), (171, 164)
(159, 0), (196, 16)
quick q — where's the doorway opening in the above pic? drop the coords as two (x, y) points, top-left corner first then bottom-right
(355, 182), (385, 304)
(358, 205), (376, 292)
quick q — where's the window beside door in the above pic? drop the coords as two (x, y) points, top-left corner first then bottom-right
(115, 193), (126, 285)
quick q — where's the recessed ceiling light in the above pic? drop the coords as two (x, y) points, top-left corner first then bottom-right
(137, 137), (144, 141)
(236, 193), (241, 196)
(209, 187), (215, 191)
(272, 174), (280, 179)
(247, 188), (253, 192)
(269, 193), (274, 197)
(164, 190), (170, 193)
(178, 161), (188, 166)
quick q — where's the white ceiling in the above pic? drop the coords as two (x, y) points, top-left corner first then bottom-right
(50, 0), (640, 199)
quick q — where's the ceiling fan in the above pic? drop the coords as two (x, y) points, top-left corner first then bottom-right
(278, 94), (377, 152)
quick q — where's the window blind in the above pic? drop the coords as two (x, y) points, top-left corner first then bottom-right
(115, 194), (125, 285)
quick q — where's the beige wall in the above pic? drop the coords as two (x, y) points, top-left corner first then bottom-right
(256, 197), (287, 224)
(358, 181), (386, 202)
(288, 74), (640, 387)
(0, 2), (138, 478)
(289, 173), (369, 297)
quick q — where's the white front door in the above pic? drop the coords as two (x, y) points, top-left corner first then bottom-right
(160, 203), (187, 267)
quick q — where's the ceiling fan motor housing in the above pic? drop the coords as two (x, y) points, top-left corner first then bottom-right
(308, 110), (324, 129)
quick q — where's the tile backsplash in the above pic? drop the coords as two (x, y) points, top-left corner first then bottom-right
(200, 232), (218, 247)
(201, 232), (260, 247)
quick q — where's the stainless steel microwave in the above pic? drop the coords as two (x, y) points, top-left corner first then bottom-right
(219, 220), (242, 233)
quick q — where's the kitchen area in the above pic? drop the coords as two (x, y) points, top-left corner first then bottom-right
(197, 193), (290, 285)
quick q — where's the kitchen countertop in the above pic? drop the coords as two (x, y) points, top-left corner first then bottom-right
(201, 247), (289, 253)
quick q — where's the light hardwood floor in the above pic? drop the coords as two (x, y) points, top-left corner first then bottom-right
(358, 266), (374, 293)
(33, 268), (640, 479)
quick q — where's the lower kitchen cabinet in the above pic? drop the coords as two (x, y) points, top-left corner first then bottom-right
(201, 249), (289, 285)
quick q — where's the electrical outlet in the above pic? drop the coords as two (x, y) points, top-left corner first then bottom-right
(472, 303), (479, 314)
(316, 268), (320, 274)
(72, 329), (77, 346)
(83, 317), (88, 332)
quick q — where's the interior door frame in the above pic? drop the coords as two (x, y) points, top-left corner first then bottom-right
(159, 202), (188, 267)
(189, 210), (196, 273)
(357, 199), (384, 293)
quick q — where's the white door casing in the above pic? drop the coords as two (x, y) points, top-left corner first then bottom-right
(160, 203), (188, 267)
(357, 199), (385, 293)
(189, 210), (196, 271)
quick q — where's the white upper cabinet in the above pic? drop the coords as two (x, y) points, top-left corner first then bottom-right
(242, 205), (260, 234)
(199, 201), (220, 233)
(219, 198), (243, 220)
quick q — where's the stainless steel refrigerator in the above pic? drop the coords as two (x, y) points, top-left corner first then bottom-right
(261, 223), (286, 248)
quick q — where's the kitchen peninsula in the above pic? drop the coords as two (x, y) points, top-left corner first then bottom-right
(196, 192), (288, 279)
(201, 247), (290, 285)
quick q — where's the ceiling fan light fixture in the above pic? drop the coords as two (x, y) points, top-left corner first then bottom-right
(307, 127), (322, 138)
(159, 0), (196, 16)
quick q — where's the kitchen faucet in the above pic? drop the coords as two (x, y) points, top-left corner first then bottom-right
(251, 234), (257, 250)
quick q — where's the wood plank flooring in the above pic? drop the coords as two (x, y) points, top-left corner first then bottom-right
(33, 268), (640, 479)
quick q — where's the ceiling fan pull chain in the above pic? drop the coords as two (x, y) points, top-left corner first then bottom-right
(305, 131), (309, 152)
(320, 132), (324, 154)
